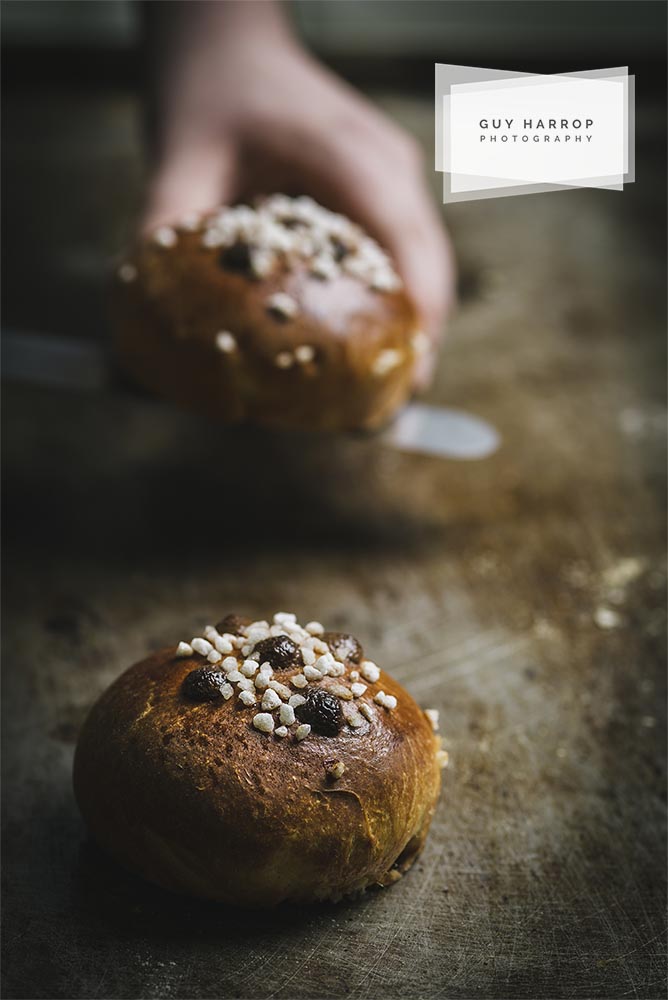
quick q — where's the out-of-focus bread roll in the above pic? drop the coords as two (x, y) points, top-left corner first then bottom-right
(115, 196), (428, 430)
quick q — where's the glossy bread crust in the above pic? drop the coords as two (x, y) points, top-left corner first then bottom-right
(114, 203), (420, 431)
(73, 647), (441, 907)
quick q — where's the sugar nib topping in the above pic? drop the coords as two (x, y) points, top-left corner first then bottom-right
(296, 689), (344, 736)
(183, 667), (230, 701)
(325, 759), (346, 781)
(177, 612), (396, 743)
(253, 634), (303, 670)
(201, 195), (402, 293)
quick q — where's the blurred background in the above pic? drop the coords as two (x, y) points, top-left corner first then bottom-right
(2, 3), (666, 1000)
(1, 0), (666, 341)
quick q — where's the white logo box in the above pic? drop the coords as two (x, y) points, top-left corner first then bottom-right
(435, 64), (634, 202)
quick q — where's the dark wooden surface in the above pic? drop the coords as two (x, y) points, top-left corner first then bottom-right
(2, 91), (666, 999)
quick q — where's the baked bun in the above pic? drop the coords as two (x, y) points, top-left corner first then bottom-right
(73, 612), (446, 907)
(115, 195), (427, 431)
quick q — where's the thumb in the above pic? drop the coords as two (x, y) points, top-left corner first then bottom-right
(142, 144), (237, 235)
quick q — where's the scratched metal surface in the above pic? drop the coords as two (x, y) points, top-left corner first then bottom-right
(2, 92), (666, 999)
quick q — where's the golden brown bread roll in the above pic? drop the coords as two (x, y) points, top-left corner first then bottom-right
(73, 612), (446, 907)
(115, 196), (427, 431)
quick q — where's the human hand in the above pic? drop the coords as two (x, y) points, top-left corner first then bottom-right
(143, 1), (455, 387)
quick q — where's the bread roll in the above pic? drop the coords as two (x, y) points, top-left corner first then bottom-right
(73, 612), (446, 907)
(115, 196), (427, 430)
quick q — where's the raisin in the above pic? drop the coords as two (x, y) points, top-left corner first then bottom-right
(296, 689), (344, 736)
(215, 613), (251, 636)
(331, 237), (350, 262)
(322, 631), (364, 665)
(182, 667), (228, 701)
(253, 635), (303, 670)
(218, 242), (252, 274)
